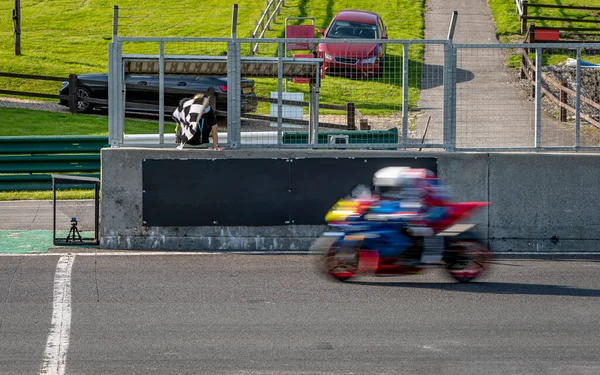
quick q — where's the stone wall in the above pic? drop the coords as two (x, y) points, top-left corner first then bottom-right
(544, 63), (600, 122)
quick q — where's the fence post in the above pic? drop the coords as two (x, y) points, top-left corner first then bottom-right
(346, 102), (355, 130)
(68, 74), (78, 114)
(227, 38), (242, 149)
(531, 55), (536, 99)
(249, 30), (254, 56)
(13, 0), (21, 56)
(521, 0), (528, 34)
(443, 42), (456, 151)
(534, 48), (542, 148)
(575, 49), (582, 148)
(359, 119), (370, 130)
(560, 78), (568, 122)
(265, 1), (270, 31)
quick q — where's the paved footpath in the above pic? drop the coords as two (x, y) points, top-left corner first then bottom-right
(417, 0), (568, 148)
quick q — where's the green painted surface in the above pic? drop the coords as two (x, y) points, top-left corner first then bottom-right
(0, 230), (96, 254)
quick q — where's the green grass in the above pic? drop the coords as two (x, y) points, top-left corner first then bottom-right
(0, 0), (425, 118)
(488, 0), (600, 63)
(0, 109), (171, 201)
(0, 189), (95, 201)
(0, 107), (173, 136)
(489, 0), (600, 39)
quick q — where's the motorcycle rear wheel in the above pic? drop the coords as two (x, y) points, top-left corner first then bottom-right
(311, 236), (359, 282)
(444, 239), (491, 283)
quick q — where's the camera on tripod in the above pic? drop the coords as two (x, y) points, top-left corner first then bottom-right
(66, 216), (82, 243)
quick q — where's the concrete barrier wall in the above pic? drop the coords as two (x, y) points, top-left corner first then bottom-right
(100, 148), (600, 253)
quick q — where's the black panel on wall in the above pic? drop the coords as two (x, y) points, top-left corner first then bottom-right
(143, 157), (437, 227)
(143, 159), (290, 226)
(289, 158), (438, 224)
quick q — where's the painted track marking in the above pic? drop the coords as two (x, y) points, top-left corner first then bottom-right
(40, 255), (75, 375)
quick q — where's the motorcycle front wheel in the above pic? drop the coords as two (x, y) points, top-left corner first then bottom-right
(311, 235), (359, 282)
(444, 239), (491, 283)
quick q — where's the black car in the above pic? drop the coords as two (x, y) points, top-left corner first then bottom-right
(59, 73), (258, 115)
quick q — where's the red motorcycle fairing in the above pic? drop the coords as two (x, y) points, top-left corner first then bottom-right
(358, 250), (423, 275)
(314, 199), (492, 283)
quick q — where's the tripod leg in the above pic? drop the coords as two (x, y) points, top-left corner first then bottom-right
(74, 227), (82, 242)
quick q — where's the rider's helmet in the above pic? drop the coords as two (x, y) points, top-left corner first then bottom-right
(372, 167), (415, 198)
(373, 167), (438, 199)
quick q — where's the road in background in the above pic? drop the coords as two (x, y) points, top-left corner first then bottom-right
(1, 254), (598, 374)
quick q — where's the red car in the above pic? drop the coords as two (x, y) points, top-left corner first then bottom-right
(317, 10), (388, 78)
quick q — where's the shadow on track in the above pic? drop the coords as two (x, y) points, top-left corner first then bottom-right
(349, 280), (600, 297)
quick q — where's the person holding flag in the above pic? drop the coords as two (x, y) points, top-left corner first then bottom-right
(172, 87), (222, 151)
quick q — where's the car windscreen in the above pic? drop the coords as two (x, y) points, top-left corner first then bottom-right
(325, 21), (377, 39)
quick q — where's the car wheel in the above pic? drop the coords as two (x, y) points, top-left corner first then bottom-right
(76, 87), (93, 114)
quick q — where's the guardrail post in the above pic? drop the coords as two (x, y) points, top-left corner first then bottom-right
(68, 74), (78, 114)
(346, 102), (355, 130)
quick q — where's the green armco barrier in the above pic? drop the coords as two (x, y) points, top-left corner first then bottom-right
(0, 154), (100, 173)
(0, 136), (108, 191)
(0, 135), (109, 154)
(0, 174), (100, 191)
(282, 128), (399, 144)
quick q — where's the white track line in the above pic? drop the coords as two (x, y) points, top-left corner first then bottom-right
(0, 251), (599, 257)
(40, 255), (75, 375)
(0, 251), (312, 257)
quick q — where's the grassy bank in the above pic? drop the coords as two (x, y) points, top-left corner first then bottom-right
(0, 107), (170, 136)
(0, 0), (425, 118)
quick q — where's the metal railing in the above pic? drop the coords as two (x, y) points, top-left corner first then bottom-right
(106, 36), (600, 152)
(249, 0), (284, 55)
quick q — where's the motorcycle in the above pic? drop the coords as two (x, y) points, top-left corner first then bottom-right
(312, 185), (492, 283)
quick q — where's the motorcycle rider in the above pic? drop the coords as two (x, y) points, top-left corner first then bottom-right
(365, 167), (453, 263)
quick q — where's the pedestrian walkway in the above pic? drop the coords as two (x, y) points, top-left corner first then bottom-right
(416, 0), (569, 149)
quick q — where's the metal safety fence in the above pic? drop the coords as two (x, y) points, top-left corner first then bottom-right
(107, 36), (600, 151)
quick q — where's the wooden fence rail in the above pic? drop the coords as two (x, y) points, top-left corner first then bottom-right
(515, 0), (600, 35)
(520, 50), (600, 129)
(0, 72), (100, 114)
(0, 71), (367, 130)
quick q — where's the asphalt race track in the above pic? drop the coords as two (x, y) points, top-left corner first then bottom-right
(0, 253), (599, 375)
